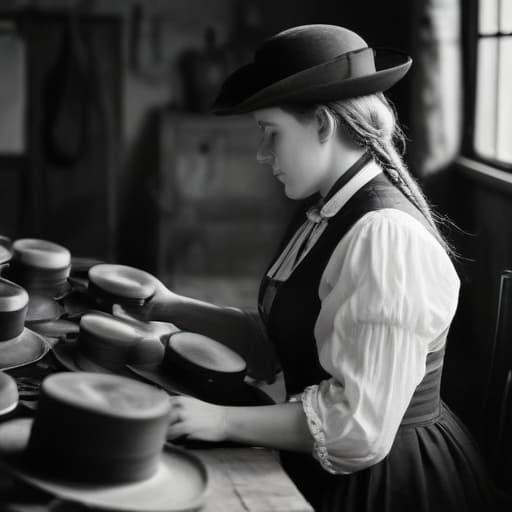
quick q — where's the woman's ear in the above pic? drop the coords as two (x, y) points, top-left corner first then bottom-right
(315, 107), (336, 143)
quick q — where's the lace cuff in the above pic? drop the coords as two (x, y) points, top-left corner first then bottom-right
(301, 385), (336, 474)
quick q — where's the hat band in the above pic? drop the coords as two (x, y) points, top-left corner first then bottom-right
(254, 46), (376, 94)
(0, 306), (27, 342)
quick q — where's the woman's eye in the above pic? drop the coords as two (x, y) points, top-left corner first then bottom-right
(266, 130), (277, 142)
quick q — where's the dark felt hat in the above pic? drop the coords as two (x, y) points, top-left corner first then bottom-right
(52, 312), (166, 376)
(129, 331), (275, 406)
(0, 278), (50, 371)
(213, 24), (412, 115)
(0, 372), (208, 511)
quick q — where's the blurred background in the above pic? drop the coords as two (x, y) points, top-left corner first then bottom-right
(0, 0), (511, 490)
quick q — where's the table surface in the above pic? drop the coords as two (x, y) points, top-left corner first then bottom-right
(0, 348), (313, 512)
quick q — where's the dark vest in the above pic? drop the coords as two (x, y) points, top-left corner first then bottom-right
(259, 172), (436, 396)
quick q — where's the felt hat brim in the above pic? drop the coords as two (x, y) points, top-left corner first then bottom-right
(213, 48), (412, 115)
(127, 363), (275, 406)
(28, 319), (80, 340)
(0, 418), (208, 512)
(0, 328), (50, 371)
(51, 340), (135, 378)
(25, 295), (64, 323)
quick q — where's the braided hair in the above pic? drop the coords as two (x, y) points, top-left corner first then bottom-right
(283, 94), (455, 257)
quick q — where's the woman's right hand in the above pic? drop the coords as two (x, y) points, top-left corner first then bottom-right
(117, 275), (186, 324)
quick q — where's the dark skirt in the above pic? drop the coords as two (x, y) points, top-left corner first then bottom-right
(280, 403), (500, 512)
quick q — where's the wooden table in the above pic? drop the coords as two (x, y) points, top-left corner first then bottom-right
(0, 353), (313, 512)
(193, 448), (313, 512)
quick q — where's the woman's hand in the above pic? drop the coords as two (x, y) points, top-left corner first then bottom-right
(167, 396), (228, 442)
(117, 275), (185, 323)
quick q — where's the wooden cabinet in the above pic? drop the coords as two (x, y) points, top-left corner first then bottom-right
(156, 112), (294, 304)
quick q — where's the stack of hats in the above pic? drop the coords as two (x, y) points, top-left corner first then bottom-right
(3, 238), (71, 324)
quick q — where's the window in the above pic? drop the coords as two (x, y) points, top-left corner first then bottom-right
(0, 21), (25, 154)
(473, 0), (512, 165)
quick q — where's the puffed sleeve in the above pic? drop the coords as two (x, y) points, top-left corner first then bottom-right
(301, 209), (460, 474)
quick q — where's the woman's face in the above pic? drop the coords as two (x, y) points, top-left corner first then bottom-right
(252, 107), (334, 200)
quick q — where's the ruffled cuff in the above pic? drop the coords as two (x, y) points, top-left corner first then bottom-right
(301, 385), (336, 474)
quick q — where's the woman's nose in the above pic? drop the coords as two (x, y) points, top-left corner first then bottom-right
(256, 140), (274, 165)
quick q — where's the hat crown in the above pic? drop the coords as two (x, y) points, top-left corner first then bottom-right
(0, 278), (28, 312)
(255, 24), (368, 76)
(13, 238), (70, 270)
(80, 312), (140, 342)
(169, 331), (246, 373)
(44, 372), (170, 418)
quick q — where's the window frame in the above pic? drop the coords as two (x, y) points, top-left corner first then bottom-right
(462, 0), (512, 172)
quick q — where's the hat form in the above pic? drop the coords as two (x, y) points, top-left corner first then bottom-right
(0, 373), (208, 511)
(213, 24), (412, 115)
(0, 278), (50, 371)
(129, 331), (275, 406)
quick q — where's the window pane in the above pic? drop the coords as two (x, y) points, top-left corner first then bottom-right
(480, 0), (499, 34)
(474, 37), (498, 159)
(0, 23), (25, 154)
(497, 36), (512, 162)
(500, 0), (512, 32)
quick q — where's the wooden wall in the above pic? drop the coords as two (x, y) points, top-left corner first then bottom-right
(424, 165), (512, 461)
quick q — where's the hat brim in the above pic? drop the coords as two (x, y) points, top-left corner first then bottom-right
(127, 363), (275, 407)
(213, 48), (412, 115)
(0, 328), (50, 371)
(0, 418), (208, 512)
(25, 295), (64, 323)
(52, 340), (135, 378)
(28, 319), (80, 340)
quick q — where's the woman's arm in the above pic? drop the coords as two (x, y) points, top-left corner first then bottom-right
(167, 397), (314, 452)
(126, 279), (279, 381)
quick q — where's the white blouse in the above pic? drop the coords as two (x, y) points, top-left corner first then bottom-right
(300, 208), (460, 474)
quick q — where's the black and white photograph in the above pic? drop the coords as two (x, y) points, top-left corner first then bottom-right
(0, 1), (510, 511)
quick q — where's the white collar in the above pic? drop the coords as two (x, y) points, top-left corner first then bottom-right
(319, 159), (382, 219)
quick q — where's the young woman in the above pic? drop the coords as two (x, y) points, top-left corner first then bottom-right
(133, 24), (497, 512)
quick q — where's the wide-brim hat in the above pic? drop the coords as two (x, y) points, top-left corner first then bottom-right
(128, 331), (275, 406)
(0, 278), (50, 371)
(213, 24), (412, 115)
(88, 264), (157, 308)
(5, 238), (72, 298)
(0, 372), (208, 512)
(52, 312), (165, 377)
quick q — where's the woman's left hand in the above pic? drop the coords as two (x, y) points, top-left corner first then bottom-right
(167, 396), (228, 442)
